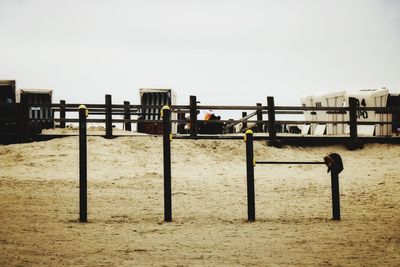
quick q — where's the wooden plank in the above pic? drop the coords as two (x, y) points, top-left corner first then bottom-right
(60, 100), (66, 128)
(124, 101), (131, 131)
(349, 97), (358, 148)
(267, 96), (277, 145)
(256, 103), (263, 132)
(226, 111), (257, 128)
(105, 94), (112, 139)
(189, 95), (197, 137)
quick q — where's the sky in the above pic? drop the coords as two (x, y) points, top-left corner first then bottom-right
(0, 0), (399, 108)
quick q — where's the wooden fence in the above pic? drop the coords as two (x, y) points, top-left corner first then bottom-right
(1, 94), (400, 146)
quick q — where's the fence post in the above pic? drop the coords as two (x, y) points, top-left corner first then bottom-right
(105, 94), (112, 139)
(60, 100), (66, 128)
(162, 106), (172, 222)
(245, 129), (255, 222)
(267, 96), (277, 146)
(124, 101), (131, 131)
(331, 170), (341, 220)
(324, 153), (343, 220)
(256, 103), (263, 132)
(242, 112), (247, 131)
(348, 97), (358, 149)
(79, 105), (88, 223)
(189, 95), (197, 137)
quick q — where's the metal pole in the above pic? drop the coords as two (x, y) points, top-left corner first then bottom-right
(267, 96), (277, 146)
(124, 101), (131, 131)
(245, 129), (255, 222)
(162, 106), (172, 222)
(256, 103), (263, 132)
(79, 105), (88, 223)
(349, 97), (358, 149)
(60, 100), (66, 128)
(105, 94), (112, 139)
(189, 95), (197, 137)
(242, 112), (247, 131)
(331, 170), (341, 220)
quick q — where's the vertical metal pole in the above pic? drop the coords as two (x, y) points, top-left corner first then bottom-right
(242, 112), (247, 131)
(349, 97), (358, 149)
(256, 103), (263, 132)
(331, 170), (341, 220)
(189, 95), (197, 137)
(245, 130), (255, 222)
(60, 100), (66, 128)
(124, 101), (131, 131)
(267, 96), (276, 146)
(105, 94), (112, 139)
(79, 106), (88, 223)
(162, 106), (172, 222)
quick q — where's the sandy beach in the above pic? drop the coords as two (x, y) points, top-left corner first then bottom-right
(1, 128), (399, 266)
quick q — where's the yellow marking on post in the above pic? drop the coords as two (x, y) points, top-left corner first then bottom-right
(79, 105), (89, 117)
(244, 129), (253, 142)
(253, 158), (256, 166)
(245, 129), (254, 135)
(160, 105), (170, 118)
(170, 133), (172, 141)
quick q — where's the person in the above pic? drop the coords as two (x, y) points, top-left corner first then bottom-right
(204, 110), (214, 121)
(203, 110), (221, 121)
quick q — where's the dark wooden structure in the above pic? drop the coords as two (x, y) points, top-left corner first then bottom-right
(2, 93), (400, 146)
(79, 105), (88, 222)
(244, 130), (343, 221)
(162, 106), (172, 222)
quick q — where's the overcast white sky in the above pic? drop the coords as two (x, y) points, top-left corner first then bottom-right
(1, 0), (399, 107)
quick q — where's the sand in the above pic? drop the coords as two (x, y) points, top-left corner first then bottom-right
(1, 128), (399, 266)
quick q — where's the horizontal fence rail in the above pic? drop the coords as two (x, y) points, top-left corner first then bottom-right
(2, 94), (399, 145)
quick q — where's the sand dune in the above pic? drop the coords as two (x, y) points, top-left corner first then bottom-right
(1, 129), (399, 266)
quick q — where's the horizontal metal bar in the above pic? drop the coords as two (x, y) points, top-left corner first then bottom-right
(197, 105), (266, 110)
(256, 161), (325, 165)
(34, 104), (400, 113)
(275, 111), (304, 115)
(326, 111), (347, 114)
(84, 112), (159, 116)
(173, 135), (244, 140)
(275, 106), (348, 111)
(275, 120), (350, 124)
(49, 118), (394, 125)
(275, 120), (392, 125)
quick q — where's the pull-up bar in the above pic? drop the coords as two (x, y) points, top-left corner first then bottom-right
(256, 161), (325, 165)
(245, 129), (343, 222)
(160, 107), (343, 224)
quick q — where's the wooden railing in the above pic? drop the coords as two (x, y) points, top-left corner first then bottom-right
(1, 94), (399, 146)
